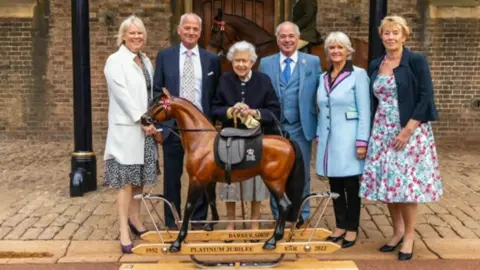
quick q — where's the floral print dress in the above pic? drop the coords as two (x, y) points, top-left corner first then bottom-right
(359, 74), (442, 203)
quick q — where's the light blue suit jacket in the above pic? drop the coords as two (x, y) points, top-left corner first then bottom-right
(258, 52), (321, 141)
(315, 65), (371, 177)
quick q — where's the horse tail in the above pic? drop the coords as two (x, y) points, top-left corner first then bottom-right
(285, 139), (305, 223)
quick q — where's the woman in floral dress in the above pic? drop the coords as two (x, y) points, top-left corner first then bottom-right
(359, 15), (442, 261)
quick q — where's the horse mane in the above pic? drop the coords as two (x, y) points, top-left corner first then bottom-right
(171, 97), (215, 128)
(223, 13), (275, 44)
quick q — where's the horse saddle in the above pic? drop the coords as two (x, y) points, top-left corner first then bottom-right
(214, 126), (263, 185)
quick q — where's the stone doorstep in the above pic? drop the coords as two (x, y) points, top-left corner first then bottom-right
(4, 239), (480, 264)
(0, 240), (69, 264)
(424, 239), (480, 259)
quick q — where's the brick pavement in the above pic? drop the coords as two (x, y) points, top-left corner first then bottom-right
(0, 140), (479, 243)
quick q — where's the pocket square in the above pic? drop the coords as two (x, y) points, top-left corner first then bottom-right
(207, 71), (214, 76)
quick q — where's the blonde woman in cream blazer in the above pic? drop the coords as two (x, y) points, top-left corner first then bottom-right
(103, 15), (157, 254)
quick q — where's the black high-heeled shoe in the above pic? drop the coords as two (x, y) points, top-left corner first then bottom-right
(341, 231), (358, 248)
(398, 242), (414, 261)
(326, 232), (346, 242)
(128, 219), (147, 236)
(379, 237), (404, 252)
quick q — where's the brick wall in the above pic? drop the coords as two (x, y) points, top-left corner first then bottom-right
(1, 0), (479, 141)
(0, 18), (33, 139)
(317, 0), (480, 141)
(1, 0), (172, 140)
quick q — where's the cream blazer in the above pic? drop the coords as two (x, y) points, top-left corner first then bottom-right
(103, 45), (154, 165)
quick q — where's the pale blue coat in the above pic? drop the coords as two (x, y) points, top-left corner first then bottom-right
(315, 64), (371, 177)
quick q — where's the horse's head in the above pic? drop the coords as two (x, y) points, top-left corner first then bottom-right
(207, 8), (236, 56)
(141, 88), (174, 126)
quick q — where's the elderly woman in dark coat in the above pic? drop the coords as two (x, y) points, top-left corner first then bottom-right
(212, 40), (280, 232)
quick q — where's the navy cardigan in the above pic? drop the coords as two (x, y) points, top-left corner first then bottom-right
(369, 47), (439, 127)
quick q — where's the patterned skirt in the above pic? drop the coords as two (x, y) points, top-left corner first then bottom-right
(219, 176), (270, 202)
(359, 75), (442, 203)
(103, 136), (158, 189)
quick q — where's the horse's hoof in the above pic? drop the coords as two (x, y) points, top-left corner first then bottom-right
(262, 239), (277, 250)
(169, 242), (181, 253)
(262, 242), (276, 250)
(203, 223), (214, 231)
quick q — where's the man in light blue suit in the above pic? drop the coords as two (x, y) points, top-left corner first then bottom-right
(259, 21), (321, 224)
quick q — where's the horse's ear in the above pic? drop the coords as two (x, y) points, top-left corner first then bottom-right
(162, 87), (171, 98)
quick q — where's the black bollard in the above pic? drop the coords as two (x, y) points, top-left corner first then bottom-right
(69, 0), (97, 197)
(368, 0), (388, 63)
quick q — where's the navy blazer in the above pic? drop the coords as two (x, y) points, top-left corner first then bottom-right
(369, 47), (439, 127)
(153, 44), (221, 139)
(212, 71), (281, 131)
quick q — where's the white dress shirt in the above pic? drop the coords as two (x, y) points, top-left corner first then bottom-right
(279, 50), (299, 75)
(179, 43), (203, 111)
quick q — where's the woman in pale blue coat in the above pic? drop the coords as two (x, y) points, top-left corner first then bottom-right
(315, 32), (371, 248)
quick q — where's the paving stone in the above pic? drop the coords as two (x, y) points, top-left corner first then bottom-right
(88, 228), (107, 240)
(58, 240), (122, 263)
(360, 220), (384, 239)
(0, 227), (13, 240)
(360, 208), (371, 220)
(435, 226), (461, 238)
(365, 205), (383, 216)
(4, 217), (39, 240)
(448, 207), (477, 224)
(377, 225), (393, 238)
(425, 214), (449, 228)
(83, 215), (103, 229)
(37, 226), (62, 240)
(20, 228), (44, 240)
(416, 224), (440, 238)
(63, 205), (82, 217)
(18, 203), (41, 215)
(97, 215), (117, 229)
(0, 240), (69, 264)
(51, 203), (71, 214)
(424, 239), (480, 259)
(72, 211), (92, 224)
(51, 215), (71, 227)
(33, 213), (59, 228)
(72, 226), (94, 240)
(440, 214), (478, 238)
(2, 213), (28, 227)
(31, 206), (54, 217)
(372, 215), (390, 226)
(418, 204), (434, 215)
(456, 203), (480, 221)
(54, 223), (80, 240)
(103, 228), (119, 240)
(428, 204), (449, 214)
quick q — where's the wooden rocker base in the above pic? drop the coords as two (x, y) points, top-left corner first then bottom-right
(141, 228), (331, 243)
(133, 241), (341, 256)
(119, 258), (358, 269)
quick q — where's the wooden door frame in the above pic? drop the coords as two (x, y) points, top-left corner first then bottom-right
(183, 0), (284, 27)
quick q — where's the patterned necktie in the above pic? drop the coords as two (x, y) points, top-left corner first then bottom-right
(182, 50), (195, 102)
(283, 57), (292, 83)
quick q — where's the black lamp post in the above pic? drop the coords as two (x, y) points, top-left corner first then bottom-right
(368, 0), (388, 63)
(69, 0), (97, 197)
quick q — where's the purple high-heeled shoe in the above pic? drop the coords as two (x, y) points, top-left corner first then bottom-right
(128, 219), (147, 236)
(121, 243), (134, 254)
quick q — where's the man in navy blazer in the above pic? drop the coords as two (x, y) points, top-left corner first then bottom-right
(153, 13), (221, 230)
(259, 21), (321, 225)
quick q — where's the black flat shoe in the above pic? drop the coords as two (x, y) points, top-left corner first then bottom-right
(398, 242), (414, 261)
(379, 237), (404, 252)
(326, 232), (346, 242)
(341, 238), (356, 248)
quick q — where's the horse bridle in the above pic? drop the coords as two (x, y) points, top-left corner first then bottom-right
(208, 19), (276, 56)
(141, 97), (217, 134)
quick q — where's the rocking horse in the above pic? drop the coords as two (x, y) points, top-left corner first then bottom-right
(141, 88), (306, 253)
